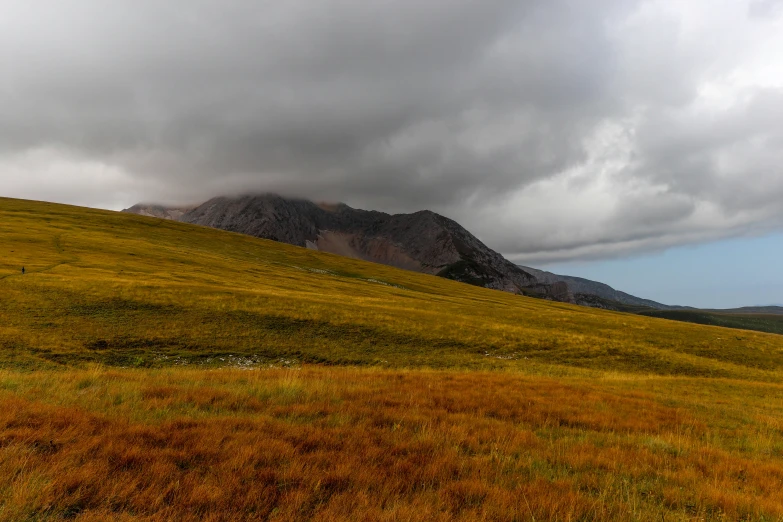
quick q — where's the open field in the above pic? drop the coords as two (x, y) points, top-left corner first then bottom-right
(2, 197), (783, 520)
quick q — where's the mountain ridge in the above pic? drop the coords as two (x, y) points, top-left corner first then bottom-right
(124, 195), (677, 310)
(120, 194), (783, 334)
(518, 265), (676, 311)
(126, 195), (570, 302)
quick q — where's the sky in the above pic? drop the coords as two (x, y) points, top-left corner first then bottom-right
(1, 0), (782, 308)
(542, 231), (783, 309)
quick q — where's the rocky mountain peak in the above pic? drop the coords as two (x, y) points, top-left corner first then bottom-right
(124, 193), (566, 301)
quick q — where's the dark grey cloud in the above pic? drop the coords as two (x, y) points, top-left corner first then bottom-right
(1, 0), (782, 263)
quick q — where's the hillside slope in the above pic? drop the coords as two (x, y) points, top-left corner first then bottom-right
(4, 197), (783, 521)
(705, 306), (783, 315)
(4, 196), (783, 379)
(640, 309), (783, 336)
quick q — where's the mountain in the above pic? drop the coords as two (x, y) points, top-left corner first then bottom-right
(125, 194), (570, 301)
(122, 194), (783, 334)
(518, 266), (676, 311)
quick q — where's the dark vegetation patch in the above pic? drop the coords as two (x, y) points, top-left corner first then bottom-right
(226, 311), (474, 351)
(640, 310), (783, 336)
(5, 291), (782, 376)
(61, 311), (496, 369)
(574, 293), (659, 314)
(437, 259), (499, 287)
(67, 299), (180, 318)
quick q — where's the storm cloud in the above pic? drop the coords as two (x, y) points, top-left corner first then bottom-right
(1, 0), (782, 263)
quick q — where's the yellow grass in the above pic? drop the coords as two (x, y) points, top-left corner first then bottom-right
(1, 197), (783, 520)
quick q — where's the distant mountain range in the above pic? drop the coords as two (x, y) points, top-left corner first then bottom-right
(517, 266), (675, 311)
(123, 194), (776, 321)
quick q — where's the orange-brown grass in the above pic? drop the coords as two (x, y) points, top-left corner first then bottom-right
(1, 366), (783, 521)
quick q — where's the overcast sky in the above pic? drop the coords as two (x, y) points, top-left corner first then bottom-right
(2, 0), (783, 272)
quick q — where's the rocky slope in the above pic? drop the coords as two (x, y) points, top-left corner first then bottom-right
(125, 194), (569, 301)
(519, 266), (675, 310)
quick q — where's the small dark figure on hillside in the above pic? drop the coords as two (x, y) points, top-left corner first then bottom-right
(21, 267), (25, 274)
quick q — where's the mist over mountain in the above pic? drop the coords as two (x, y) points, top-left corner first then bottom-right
(122, 204), (194, 221)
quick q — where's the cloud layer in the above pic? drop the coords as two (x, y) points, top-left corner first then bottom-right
(2, 0), (782, 263)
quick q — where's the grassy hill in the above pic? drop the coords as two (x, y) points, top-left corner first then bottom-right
(2, 197), (783, 521)
(640, 309), (783, 336)
(3, 197), (782, 379)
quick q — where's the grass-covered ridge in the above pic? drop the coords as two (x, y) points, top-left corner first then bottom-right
(3, 197), (783, 521)
(640, 309), (783, 336)
(2, 197), (783, 379)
